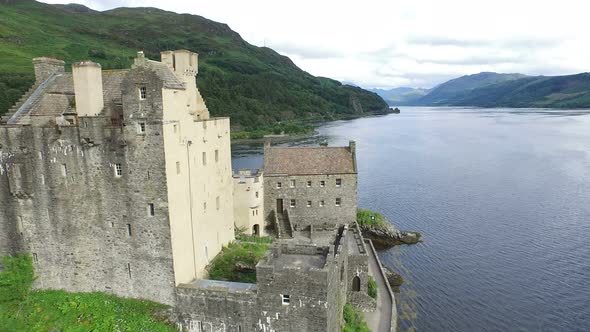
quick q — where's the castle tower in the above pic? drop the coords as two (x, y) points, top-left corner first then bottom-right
(160, 50), (209, 120)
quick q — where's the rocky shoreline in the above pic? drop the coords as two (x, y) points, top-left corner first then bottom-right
(359, 222), (422, 250)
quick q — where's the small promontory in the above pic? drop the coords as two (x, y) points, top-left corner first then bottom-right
(356, 209), (421, 250)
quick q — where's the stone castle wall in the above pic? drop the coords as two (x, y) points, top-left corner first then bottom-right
(263, 173), (357, 228)
(0, 67), (178, 305)
(174, 227), (353, 332)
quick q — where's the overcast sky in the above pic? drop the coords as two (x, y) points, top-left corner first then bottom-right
(42, 0), (590, 89)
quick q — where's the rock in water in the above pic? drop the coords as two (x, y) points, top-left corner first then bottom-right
(360, 222), (421, 249)
(384, 267), (404, 292)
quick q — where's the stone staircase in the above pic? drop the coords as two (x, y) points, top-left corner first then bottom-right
(0, 82), (39, 124)
(277, 210), (293, 239)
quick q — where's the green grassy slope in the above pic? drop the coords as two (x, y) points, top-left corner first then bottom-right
(0, 254), (175, 331)
(0, 0), (387, 128)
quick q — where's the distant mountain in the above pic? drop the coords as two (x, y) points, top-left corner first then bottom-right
(415, 72), (527, 105)
(408, 72), (590, 108)
(445, 73), (590, 108)
(0, 1), (387, 128)
(369, 87), (430, 106)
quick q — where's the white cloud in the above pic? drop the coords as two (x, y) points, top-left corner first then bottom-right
(41, 0), (590, 89)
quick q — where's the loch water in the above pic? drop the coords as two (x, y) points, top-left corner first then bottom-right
(231, 107), (590, 332)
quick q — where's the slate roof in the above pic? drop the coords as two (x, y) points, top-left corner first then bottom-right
(9, 70), (127, 125)
(8, 59), (184, 125)
(144, 60), (185, 90)
(264, 146), (356, 176)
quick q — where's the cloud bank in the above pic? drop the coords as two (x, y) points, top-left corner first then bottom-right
(41, 0), (590, 89)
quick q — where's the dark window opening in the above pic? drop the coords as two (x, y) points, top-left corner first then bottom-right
(148, 203), (155, 217)
(352, 276), (361, 291)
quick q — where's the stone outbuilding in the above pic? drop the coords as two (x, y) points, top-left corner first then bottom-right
(263, 141), (358, 238)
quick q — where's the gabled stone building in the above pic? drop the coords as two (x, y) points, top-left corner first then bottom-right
(263, 141), (358, 237)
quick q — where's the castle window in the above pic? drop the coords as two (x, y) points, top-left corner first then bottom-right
(139, 86), (147, 100)
(289, 179), (295, 188)
(255, 191), (259, 198)
(336, 178), (342, 187)
(173, 124), (178, 134)
(216, 196), (220, 210)
(320, 180), (326, 187)
(307, 180), (312, 187)
(33, 253), (38, 263)
(215, 149), (219, 162)
(115, 163), (123, 177)
(38, 151), (43, 160)
(238, 326), (242, 332)
(290, 199), (296, 208)
(281, 294), (291, 305)
(336, 198), (341, 207)
(176, 161), (181, 174)
(126, 224), (132, 237)
(255, 209), (258, 216)
(319, 200), (325, 207)
(202, 152), (207, 166)
(252, 210), (255, 217)
(276, 182), (282, 189)
(138, 122), (146, 134)
(127, 263), (132, 279)
(307, 200), (312, 207)
(203, 202), (207, 212)
(61, 164), (67, 177)
(148, 203), (155, 217)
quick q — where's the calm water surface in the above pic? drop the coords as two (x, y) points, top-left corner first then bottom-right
(231, 107), (590, 332)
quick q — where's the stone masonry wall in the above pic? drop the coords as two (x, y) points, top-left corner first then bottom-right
(0, 67), (178, 305)
(347, 225), (375, 311)
(174, 229), (352, 332)
(264, 173), (357, 228)
(175, 284), (258, 332)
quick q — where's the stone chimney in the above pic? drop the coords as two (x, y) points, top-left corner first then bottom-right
(32, 57), (65, 84)
(349, 140), (356, 155)
(72, 61), (104, 117)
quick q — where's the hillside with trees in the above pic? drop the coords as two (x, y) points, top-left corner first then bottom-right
(0, 0), (388, 129)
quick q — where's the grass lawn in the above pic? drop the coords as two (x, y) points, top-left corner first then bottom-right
(207, 238), (272, 283)
(0, 254), (175, 332)
(357, 208), (388, 227)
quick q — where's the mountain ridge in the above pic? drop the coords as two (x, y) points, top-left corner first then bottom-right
(0, 1), (388, 128)
(374, 71), (590, 109)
